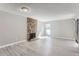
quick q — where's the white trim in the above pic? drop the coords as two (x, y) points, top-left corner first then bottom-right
(54, 37), (75, 41)
(0, 40), (26, 49)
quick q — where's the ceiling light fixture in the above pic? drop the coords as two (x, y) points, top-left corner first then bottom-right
(20, 6), (30, 12)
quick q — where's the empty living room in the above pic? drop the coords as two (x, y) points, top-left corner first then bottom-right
(0, 2), (79, 57)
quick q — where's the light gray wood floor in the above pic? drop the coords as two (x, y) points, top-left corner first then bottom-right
(0, 38), (79, 56)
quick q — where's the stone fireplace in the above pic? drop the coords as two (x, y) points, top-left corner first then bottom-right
(27, 17), (37, 41)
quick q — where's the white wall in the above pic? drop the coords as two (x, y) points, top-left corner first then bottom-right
(38, 18), (76, 40)
(0, 11), (26, 46)
(37, 21), (44, 37)
(51, 18), (75, 40)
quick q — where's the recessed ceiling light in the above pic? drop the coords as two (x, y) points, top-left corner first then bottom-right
(20, 6), (29, 12)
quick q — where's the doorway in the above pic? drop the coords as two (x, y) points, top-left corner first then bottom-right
(38, 23), (51, 39)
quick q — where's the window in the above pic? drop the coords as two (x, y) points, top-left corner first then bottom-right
(45, 24), (51, 36)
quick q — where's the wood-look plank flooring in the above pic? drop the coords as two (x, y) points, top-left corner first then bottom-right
(0, 38), (79, 56)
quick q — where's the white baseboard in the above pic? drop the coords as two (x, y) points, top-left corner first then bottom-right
(0, 40), (26, 49)
(53, 37), (75, 41)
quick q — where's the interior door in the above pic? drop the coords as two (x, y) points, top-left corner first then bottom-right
(27, 17), (37, 41)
